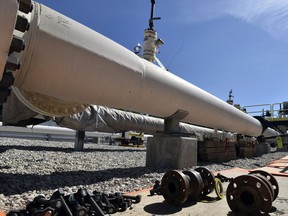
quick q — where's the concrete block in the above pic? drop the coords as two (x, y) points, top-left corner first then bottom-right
(146, 136), (197, 169)
(256, 143), (270, 156)
(278, 136), (287, 152)
(74, 130), (85, 151)
(278, 145), (288, 152)
(92, 137), (99, 144)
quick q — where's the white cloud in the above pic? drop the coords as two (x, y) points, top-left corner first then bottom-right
(177, 0), (288, 43)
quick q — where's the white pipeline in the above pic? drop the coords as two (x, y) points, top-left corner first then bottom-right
(2, 1), (263, 136)
(56, 105), (279, 142)
(55, 105), (238, 142)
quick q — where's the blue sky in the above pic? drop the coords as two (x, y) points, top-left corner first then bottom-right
(36, 0), (287, 109)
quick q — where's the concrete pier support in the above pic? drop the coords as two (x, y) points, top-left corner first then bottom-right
(74, 130), (85, 151)
(280, 136), (288, 151)
(146, 135), (198, 169)
(256, 143), (270, 156)
(146, 109), (197, 169)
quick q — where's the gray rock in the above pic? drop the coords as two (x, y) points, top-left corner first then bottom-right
(0, 137), (286, 212)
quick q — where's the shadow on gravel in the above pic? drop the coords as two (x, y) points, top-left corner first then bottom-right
(0, 166), (164, 195)
(0, 145), (144, 153)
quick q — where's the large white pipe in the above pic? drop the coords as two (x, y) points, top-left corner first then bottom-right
(2, 1), (263, 136)
(0, 122), (111, 138)
(56, 105), (280, 142)
(55, 105), (238, 142)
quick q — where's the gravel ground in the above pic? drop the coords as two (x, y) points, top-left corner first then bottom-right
(0, 137), (287, 213)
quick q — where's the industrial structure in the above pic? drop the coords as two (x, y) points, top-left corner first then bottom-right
(1, 1), (288, 215)
(0, 0), (287, 168)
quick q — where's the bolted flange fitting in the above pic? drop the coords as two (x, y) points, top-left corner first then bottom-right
(226, 170), (279, 215)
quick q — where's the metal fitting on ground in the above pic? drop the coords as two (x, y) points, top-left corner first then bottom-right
(160, 167), (215, 205)
(226, 170), (279, 215)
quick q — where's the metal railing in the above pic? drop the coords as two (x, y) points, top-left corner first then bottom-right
(0, 122), (114, 142)
(243, 102), (288, 120)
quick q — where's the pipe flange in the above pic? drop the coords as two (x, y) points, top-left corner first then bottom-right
(13, 87), (88, 117)
(161, 170), (190, 205)
(226, 175), (273, 215)
(195, 167), (215, 195)
(0, 0), (32, 105)
(182, 170), (204, 200)
(249, 170), (279, 201)
(251, 174), (274, 202)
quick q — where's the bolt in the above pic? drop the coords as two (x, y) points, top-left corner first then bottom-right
(5, 55), (20, 71)
(9, 36), (25, 54)
(0, 87), (11, 103)
(51, 188), (73, 216)
(84, 189), (105, 216)
(74, 205), (87, 216)
(15, 15), (30, 32)
(93, 192), (102, 203)
(0, 72), (14, 87)
(120, 202), (128, 212)
(60, 108), (68, 114)
(124, 199), (132, 207)
(68, 194), (88, 216)
(69, 107), (78, 114)
(26, 206), (55, 216)
(77, 105), (86, 112)
(102, 193), (116, 214)
(43, 210), (53, 216)
(18, 0), (33, 14)
(108, 195), (124, 206)
(150, 181), (161, 196)
(122, 194), (142, 203)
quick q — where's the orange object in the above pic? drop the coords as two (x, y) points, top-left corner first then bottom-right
(0, 210), (6, 216)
